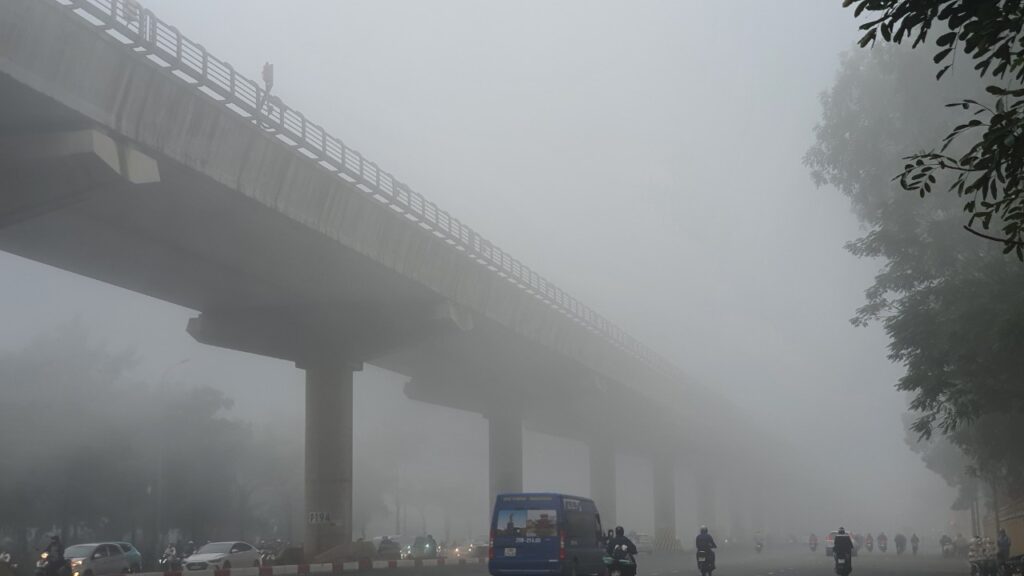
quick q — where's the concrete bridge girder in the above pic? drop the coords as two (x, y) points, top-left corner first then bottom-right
(0, 129), (159, 229)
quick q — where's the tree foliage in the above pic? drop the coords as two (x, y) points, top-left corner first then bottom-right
(807, 46), (1024, 493)
(0, 325), (300, 562)
(844, 0), (1024, 255)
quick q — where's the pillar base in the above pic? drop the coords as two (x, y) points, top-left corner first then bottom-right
(653, 458), (678, 551)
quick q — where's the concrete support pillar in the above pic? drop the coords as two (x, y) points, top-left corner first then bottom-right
(696, 474), (716, 530)
(589, 444), (616, 527)
(304, 362), (357, 560)
(728, 489), (744, 543)
(653, 458), (677, 550)
(488, 412), (523, 507)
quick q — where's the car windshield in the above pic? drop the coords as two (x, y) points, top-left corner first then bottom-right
(197, 543), (234, 555)
(64, 545), (94, 559)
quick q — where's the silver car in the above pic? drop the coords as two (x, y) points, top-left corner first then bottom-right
(183, 542), (260, 571)
(64, 543), (130, 576)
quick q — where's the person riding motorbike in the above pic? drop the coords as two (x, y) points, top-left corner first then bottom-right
(833, 527), (854, 575)
(894, 533), (907, 555)
(877, 532), (888, 553)
(605, 527), (638, 576)
(809, 533), (818, 552)
(44, 536), (65, 576)
(695, 526), (717, 572)
(954, 533), (968, 558)
(606, 527), (637, 558)
(910, 533), (919, 555)
(864, 533), (873, 552)
(161, 543), (180, 571)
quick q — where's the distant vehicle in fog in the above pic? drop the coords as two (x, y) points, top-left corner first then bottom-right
(113, 544), (141, 573)
(447, 538), (487, 560)
(631, 534), (653, 555)
(376, 537), (401, 560)
(183, 542), (260, 571)
(406, 536), (438, 560)
(489, 493), (606, 576)
(62, 543), (130, 576)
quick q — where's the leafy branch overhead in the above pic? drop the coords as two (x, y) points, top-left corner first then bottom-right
(844, 0), (1024, 256)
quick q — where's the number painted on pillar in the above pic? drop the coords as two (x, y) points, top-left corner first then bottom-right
(308, 511), (332, 525)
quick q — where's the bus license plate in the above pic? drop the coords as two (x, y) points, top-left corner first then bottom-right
(504, 548), (516, 557)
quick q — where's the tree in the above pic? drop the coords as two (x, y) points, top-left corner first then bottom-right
(844, 0), (1024, 255)
(0, 324), (302, 560)
(807, 46), (1024, 493)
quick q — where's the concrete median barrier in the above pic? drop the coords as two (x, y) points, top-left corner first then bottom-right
(139, 558), (487, 576)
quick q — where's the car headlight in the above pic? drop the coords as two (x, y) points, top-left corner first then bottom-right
(71, 560), (83, 568)
(40, 553), (48, 560)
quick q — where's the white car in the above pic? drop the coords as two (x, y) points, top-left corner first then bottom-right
(63, 543), (131, 576)
(183, 542), (260, 571)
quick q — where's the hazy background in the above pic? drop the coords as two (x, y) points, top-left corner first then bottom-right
(0, 0), (957, 542)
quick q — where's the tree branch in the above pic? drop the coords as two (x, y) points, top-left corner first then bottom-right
(962, 225), (1024, 246)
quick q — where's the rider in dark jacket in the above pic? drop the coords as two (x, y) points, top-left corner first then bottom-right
(695, 526), (717, 569)
(44, 536), (64, 576)
(606, 527), (638, 558)
(833, 528), (854, 566)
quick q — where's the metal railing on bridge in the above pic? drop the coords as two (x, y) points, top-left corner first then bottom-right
(55, 0), (681, 383)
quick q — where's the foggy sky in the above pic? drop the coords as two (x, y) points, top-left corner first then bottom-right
(0, 0), (957, 540)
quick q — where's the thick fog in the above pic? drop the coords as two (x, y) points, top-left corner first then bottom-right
(0, 0), (960, 548)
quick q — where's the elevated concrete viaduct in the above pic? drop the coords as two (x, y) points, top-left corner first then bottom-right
(0, 0), (771, 557)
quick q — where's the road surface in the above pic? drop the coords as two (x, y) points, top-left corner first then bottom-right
(410, 551), (968, 576)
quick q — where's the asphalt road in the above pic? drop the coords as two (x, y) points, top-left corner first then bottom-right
(416, 550), (970, 576)
(636, 549), (969, 576)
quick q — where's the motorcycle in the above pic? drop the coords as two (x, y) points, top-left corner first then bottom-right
(35, 552), (69, 576)
(865, 540), (873, 553)
(834, 552), (852, 576)
(603, 545), (636, 576)
(942, 542), (955, 558)
(912, 542), (919, 556)
(0, 552), (18, 576)
(878, 540), (887, 553)
(159, 552), (183, 572)
(754, 541), (763, 554)
(696, 549), (714, 576)
(810, 540), (818, 553)
(258, 547), (276, 567)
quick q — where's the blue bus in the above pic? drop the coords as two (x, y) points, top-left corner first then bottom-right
(488, 493), (606, 576)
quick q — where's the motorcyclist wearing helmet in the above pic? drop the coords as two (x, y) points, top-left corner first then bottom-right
(695, 526), (717, 569)
(44, 536), (64, 576)
(833, 527), (854, 571)
(606, 526), (638, 558)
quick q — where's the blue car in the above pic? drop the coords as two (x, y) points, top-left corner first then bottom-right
(114, 543), (142, 573)
(489, 493), (606, 576)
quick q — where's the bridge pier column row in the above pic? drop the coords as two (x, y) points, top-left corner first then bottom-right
(303, 361), (360, 561)
(589, 444), (616, 527)
(488, 411), (523, 506)
(653, 458), (677, 549)
(696, 474), (716, 530)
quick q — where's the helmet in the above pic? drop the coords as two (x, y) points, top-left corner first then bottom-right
(615, 526), (625, 537)
(700, 526), (708, 535)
